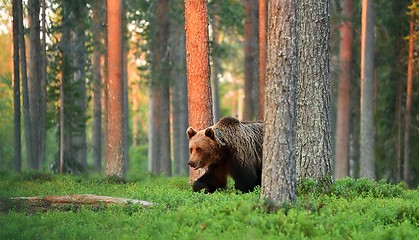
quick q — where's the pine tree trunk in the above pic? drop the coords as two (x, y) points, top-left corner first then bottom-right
(296, 0), (333, 183)
(171, 0), (189, 176)
(13, 0), (22, 172)
(28, 0), (41, 170)
(404, 20), (414, 185)
(184, 0), (213, 183)
(39, 0), (47, 171)
(159, 4), (172, 175)
(92, 0), (103, 172)
(261, 0), (297, 207)
(335, 0), (353, 179)
(359, 0), (375, 179)
(148, 0), (171, 176)
(17, 0), (33, 170)
(243, 0), (259, 121)
(105, 0), (125, 178)
(258, 0), (267, 121)
(103, 0), (109, 166)
(211, 15), (221, 122)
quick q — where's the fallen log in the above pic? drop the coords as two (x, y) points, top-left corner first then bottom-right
(3, 194), (154, 212)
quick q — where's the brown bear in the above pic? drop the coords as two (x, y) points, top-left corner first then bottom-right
(186, 116), (263, 193)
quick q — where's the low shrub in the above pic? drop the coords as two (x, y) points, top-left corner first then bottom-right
(0, 174), (417, 239)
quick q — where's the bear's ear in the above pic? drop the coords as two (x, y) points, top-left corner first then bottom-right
(205, 128), (215, 140)
(186, 127), (197, 140)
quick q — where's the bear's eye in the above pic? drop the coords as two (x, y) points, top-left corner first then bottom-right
(189, 148), (193, 154)
(196, 147), (201, 153)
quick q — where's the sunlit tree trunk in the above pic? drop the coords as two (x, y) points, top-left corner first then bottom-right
(103, 0), (109, 166)
(335, 0), (353, 179)
(92, 0), (103, 172)
(261, 0), (297, 207)
(296, 0), (333, 183)
(359, 0), (375, 179)
(17, 0), (33, 171)
(13, 0), (21, 172)
(404, 20), (414, 185)
(171, 0), (189, 176)
(211, 15), (221, 122)
(258, 0), (266, 121)
(184, 0), (213, 183)
(243, 0), (259, 121)
(105, 0), (125, 178)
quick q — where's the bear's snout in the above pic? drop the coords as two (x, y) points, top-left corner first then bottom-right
(188, 161), (201, 170)
(188, 161), (199, 169)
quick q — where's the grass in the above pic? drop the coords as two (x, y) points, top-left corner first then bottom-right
(0, 172), (418, 239)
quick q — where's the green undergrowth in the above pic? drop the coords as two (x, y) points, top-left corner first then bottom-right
(0, 172), (418, 239)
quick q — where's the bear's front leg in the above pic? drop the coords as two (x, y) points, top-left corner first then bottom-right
(192, 163), (227, 193)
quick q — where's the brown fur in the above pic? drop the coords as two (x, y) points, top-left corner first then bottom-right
(186, 117), (263, 193)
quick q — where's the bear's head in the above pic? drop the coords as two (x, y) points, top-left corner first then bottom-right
(186, 127), (221, 169)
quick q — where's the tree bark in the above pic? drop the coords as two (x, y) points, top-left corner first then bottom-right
(296, 0), (333, 183)
(243, 0), (259, 121)
(261, 0), (297, 207)
(40, 0), (47, 172)
(171, 0), (189, 176)
(211, 15), (221, 122)
(28, 0), (41, 170)
(258, 0), (267, 121)
(17, 0), (33, 171)
(105, 0), (125, 178)
(359, 0), (375, 179)
(335, 0), (353, 179)
(148, 0), (171, 176)
(92, 0), (103, 172)
(13, 0), (22, 173)
(184, 0), (213, 183)
(404, 20), (414, 185)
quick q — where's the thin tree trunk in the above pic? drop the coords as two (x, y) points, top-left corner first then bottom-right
(159, 0), (171, 175)
(211, 15), (221, 122)
(184, 0), (213, 183)
(17, 0), (33, 170)
(359, 0), (375, 179)
(403, 20), (414, 185)
(123, 25), (129, 176)
(171, 0), (189, 176)
(92, 0), (102, 172)
(103, 0), (109, 167)
(395, 27), (403, 183)
(335, 0), (353, 179)
(59, 71), (65, 174)
(39, 0), (47, 171)
(13, 0), (22, 173)
(28, 0), (41, 170)
(105, 0), (125, 178)
(243, 0), (259, 121)
(258, 0), (266, 121)
(261, 0), (297, 207)
(296, 0), (333, 183)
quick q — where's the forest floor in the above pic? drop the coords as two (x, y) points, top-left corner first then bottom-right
(0, 172), (418, 239)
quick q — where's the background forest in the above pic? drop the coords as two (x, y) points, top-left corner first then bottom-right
(0, 0), (418, 187)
